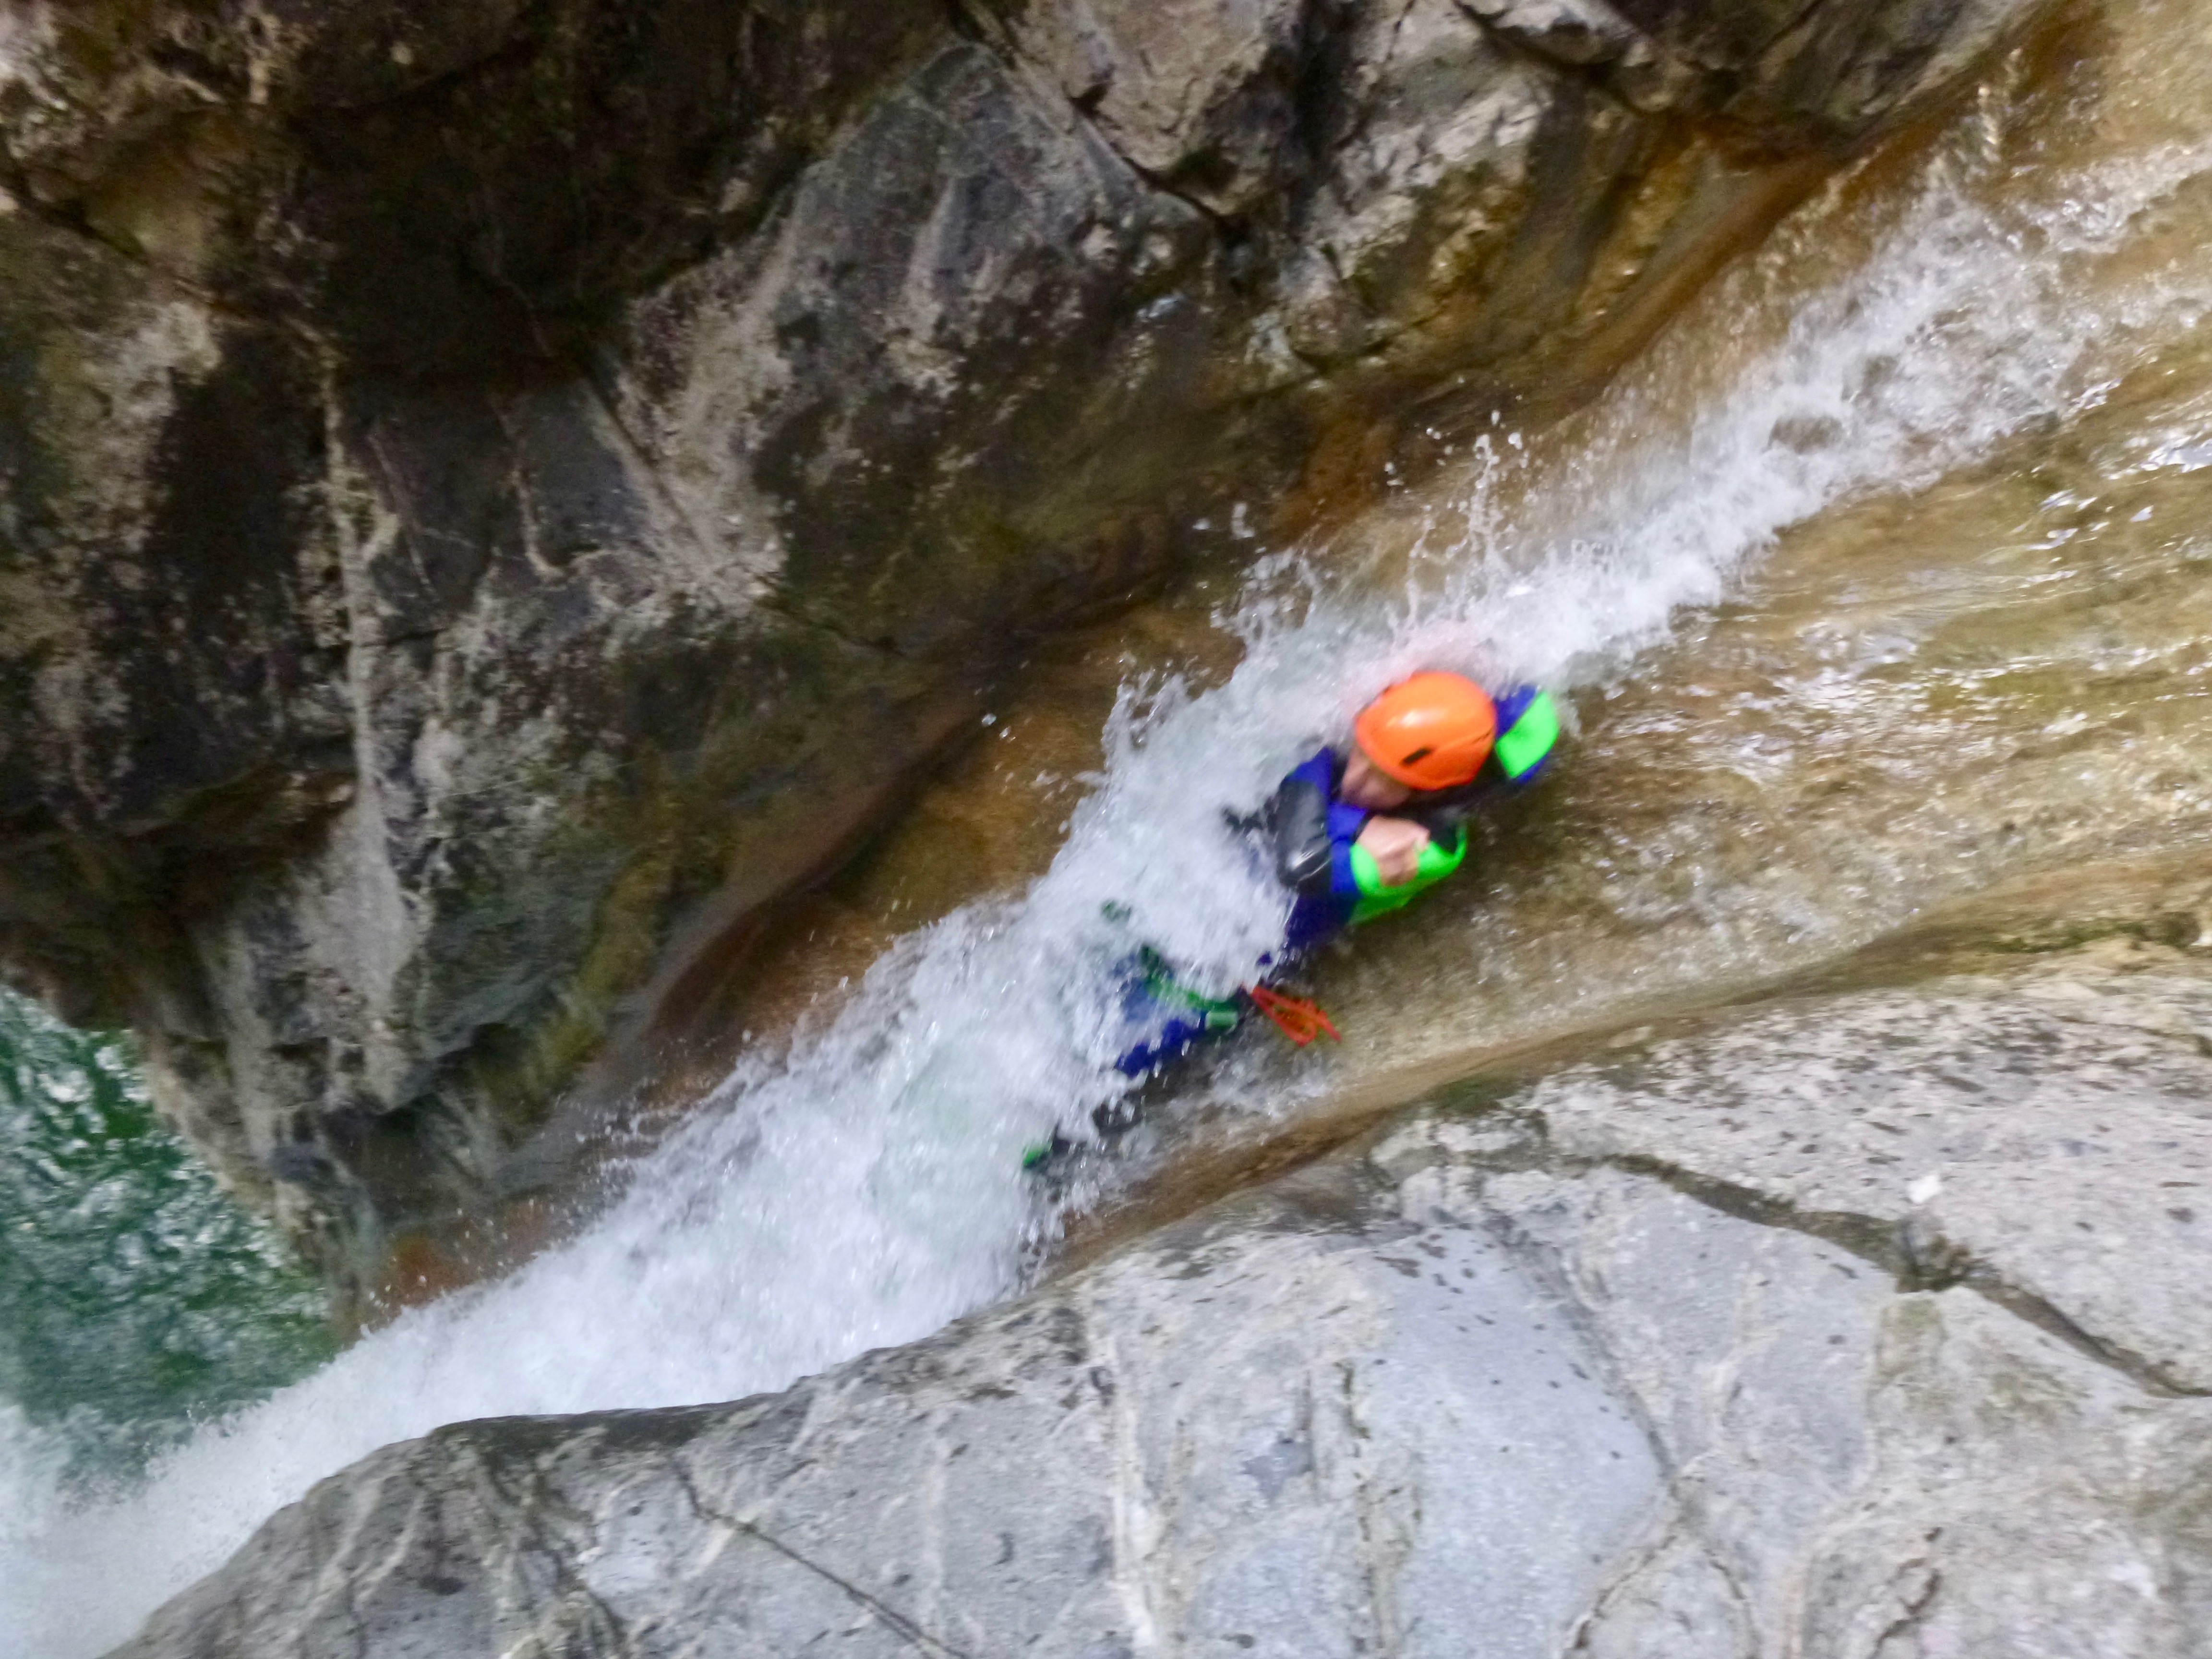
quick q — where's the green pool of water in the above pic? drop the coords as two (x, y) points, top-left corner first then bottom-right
(0, 989), (332, 1488)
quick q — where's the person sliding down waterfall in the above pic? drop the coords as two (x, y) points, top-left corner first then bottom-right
(1029, 671), (1560, 1169)
(1117, 667), (1560, 1071)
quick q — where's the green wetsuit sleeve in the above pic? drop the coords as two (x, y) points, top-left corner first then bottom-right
(1347, 825), (1467, 921)
(1493, 688), (1561, 781)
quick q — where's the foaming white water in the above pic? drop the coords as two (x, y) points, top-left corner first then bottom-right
(11, 125), (2212, 1659)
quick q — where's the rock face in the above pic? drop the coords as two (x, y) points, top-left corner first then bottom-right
(110, 944), (2212, 1657)
(0, 0), (2044, 1290)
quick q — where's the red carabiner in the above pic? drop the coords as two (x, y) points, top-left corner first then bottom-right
(1247, 986), (1342, 1047)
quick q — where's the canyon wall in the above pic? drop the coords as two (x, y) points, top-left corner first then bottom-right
(0, 0), (2038, 1291)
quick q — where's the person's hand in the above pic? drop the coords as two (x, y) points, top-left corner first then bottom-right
(1357, 816), (1431, 887)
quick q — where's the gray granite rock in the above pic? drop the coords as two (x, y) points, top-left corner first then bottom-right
(1497, 955), (2212, 1390)
(110, 954), (2212, 1656)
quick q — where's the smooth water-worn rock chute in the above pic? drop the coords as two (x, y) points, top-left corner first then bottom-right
(0, 0), (2047, 1290)
(108, 942), (2212, 1658)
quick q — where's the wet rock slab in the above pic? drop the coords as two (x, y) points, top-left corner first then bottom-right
(112, 953), (2212, 1657)
(1503, 950), (2212, 1391)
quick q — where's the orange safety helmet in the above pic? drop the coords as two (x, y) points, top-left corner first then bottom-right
(1353, 671), (1497, 792)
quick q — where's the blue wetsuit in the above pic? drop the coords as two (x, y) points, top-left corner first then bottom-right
(1276, 685), (1560, 950)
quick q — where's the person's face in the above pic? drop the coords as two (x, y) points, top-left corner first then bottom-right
(1341, 744), (1414, 811)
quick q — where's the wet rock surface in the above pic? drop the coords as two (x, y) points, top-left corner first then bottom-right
(111, 945), (2212, 1657)
(1504, 951), (2212, 1393)
(0, 0), (2047, 1290)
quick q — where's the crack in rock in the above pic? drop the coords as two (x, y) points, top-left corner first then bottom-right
(1547, 1140), (2212, 1400)
(665, 1458), (978, 1659)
